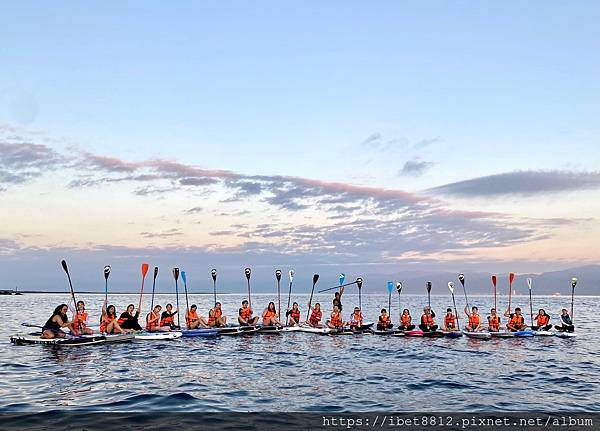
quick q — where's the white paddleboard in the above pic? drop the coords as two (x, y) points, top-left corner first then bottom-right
(134, 331), (182, 340)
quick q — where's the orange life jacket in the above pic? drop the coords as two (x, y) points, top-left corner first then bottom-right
(146, 311), (159, 330)
(488, 315), (501, 330)
(214, 308), (222, 319)
(536, 314), (549, 326)
(510, 313), (524, 326)
(330, 312), (343, 328)
(444, 314), (456, 328)
(186, 310), (198, 327)
(263, 309), (276, 322)
(100, 314), (115, 333)
(379, 314), (390, 324)
(160, 313), (174, 327)
(350, 312), (363, 325)
(309, 309), (322, 325)
(421, 314), (434, 326)
(76, 311), (88, 327)
(468, 314), (480, 328)
(289, 308), (300, 322)
(401, 314), (411, 326)
(239, 307), (252, 320)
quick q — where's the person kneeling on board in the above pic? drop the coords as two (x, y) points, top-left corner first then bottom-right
(100, 302), (126, 334)
(555, 309), (575, 333)
(326, 305), (345, 329)
(262, 302), (282, 326)
(464, 306), (483, 332)
(186, 304), (210, 329)
(118, 304), (143, 331)
(306, 303), (323, 328)
(419, 306), (438, 332)
(286, 302), (301, 326)
(487, 308), (501, 332)
(160, 303), (180, 330)
(41, 304), (76, 339)
(73, 301), (93, 335)
(146, 305), (172, 332)
(238, 300), (259, 326)
(399, 309), (415, 331)
(377, 308), (393, 330)
(332, 287), (345, 313)
(504, 307), (527, 332)
(532, 309), (552, 331)
(443, 308), (458, 331)
(208, 302), (227, 327)
(349, 307), (364, 330)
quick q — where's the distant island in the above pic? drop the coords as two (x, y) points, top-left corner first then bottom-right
(0, 288), (22, 295)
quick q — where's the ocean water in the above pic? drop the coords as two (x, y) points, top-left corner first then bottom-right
(1, 293), (599, 412)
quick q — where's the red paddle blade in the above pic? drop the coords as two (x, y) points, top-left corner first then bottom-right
(509, 272), (515, 285)
(491, 275), (497, 287)
(141, 263), (149, 278)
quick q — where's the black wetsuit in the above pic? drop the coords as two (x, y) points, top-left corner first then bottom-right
(119, 311), (142, 330)
(42, 314), (65, 333)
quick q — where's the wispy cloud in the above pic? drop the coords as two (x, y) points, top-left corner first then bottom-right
(399, 160), (434, 177)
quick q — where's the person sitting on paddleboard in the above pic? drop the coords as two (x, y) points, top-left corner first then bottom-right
(419, 306), (438, 332)
(443, 308), (457, 331)
(73, 300), (93, 335)
(186, 304), (209, 329)
(377, 308), (393, 330)
(555, 309), (575, 333)
(504, 307), (527, 332)
(399, 309), (415, 331)
(349, 307), (364, 330)
(464, 306), (482, 332)
(238, 300), (259, 326)
(160, 303), (179, 330)
(487, 308), (501, 332)
(307, 303), (323, 328)
(286, 302), (301, 326)
(208, 302), (227, 327)
(262, 301), (281, 326)
(326, 305), (345, 329)
(41, 304), (75, 339)
(117, 304), (142, 331)
(146, 305), (171, 332)
(333, 287), (345, 312)
(100, 302), (126, 334)
(532, 309), (552, 331)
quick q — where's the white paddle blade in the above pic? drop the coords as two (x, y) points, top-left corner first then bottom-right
(571, 277), (578, 289)
(527, 277), (532, 290)
(395, 282), (402, 294)
(447, 282), (455, 294)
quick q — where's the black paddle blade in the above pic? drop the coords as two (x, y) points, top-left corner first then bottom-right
(426, 281), (432, 292)
(458, 273), (465, 287)
(104, 265), (111, 280)
(356, 277), (363, 289)
(312, 274), (319, 285)
(211, 269), (217, 282)
(153, 267), (159, 279)
(244, 267), (251, 280)
(61, 259), (69, 274)
(172, 267), (180, 281)
(275, 269), (282, 282)
(395, 282), (402, 294)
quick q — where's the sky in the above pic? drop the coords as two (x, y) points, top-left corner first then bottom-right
(0, 1), (599, 292)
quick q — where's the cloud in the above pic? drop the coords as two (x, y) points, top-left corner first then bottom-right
(399, 160), (434, 177)
(429, 170), (600, 197)
(0, 141), (65, 190)
(140, 228), (183, 239)
(184, 207), (203, 215)
(413, 137), (440, 150)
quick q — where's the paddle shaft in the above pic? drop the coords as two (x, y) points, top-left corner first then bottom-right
(175, 279), (181, 328)
(388, 292), (391, 316)
(358, 287), (362, 311)
(104, 279), (108, 304)
(62, 263), (82, 333)
(213, 279), (217, 307)
(571, 286), (575, 322)
(183, 279), (190, 329)
(451, 293), (460, 331)
(138, 275), (146, 313)
(494, 285), (497, 311)
(247, 279), (252, 310)
(318, 280), (358, 293)
(277, 279), (281, 319)
(529, 288), (534, 327)
(508, 282), (512, 312)
(286, 280), (293, 325)
(462, 285), (470, 312)
(150, 272), (157, 311)
(306, 283), (316, 320)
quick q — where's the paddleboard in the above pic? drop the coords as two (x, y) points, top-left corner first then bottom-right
(216, 327), (244, 336)
(134, 331), (182, 340)
(514, 330), (535, 338)
(279, 326), (303, 332)
(422, 330), (444, 338)
(297, 326), (333, 334)
(403, 329), (424, 337)
(181, 328), (219, 338)
(97, 333), (135, 343)
(443, 331), (463, 338)
(533, 330), (555, 337)
(462, 330), (491, 339)
(490, 331), (515, 338)
(10, 334), (107, 346)
(257, 325), (284, 334)
(372, 329), (397, 336)
(556, 331), (577, 338)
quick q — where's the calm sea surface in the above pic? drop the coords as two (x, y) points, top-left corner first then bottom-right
(1, 293), (599, 412)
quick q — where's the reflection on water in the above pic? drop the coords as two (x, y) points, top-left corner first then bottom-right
(1, 293), (599, 412)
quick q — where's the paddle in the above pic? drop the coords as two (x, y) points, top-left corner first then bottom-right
(150, 267), (158, 313)
(61, 259), (80, 331)
(318, 279), (359, 293)
(103, 265), (111, 304)
(448, 282), (460, 331)
(211, 269), (217, 306)
(173, 268), (180, 328)
(244, 267), (252, 310)
(339, 273), (345, 291)
(458, 273), (470, 311)
(426, 281), (432, 309)
(306, 274), (320, 320)
(285, 270), (294, 325)
(387, 281), (393, 316)
(527, 277), (533, 327)
(395, 282), (402, 323)
(491, 275), (497, 311)
(357, 277), (363, 311)
(138, 263), (149, 315)
(571, 277), (577, 322)
(276, 269), (282, 319)
(508, 272), (515, 312)
(182, 271), (190, 329)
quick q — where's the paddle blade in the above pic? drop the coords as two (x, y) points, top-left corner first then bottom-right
(571, 277), (578, 289)
(356, 277), (363, 289)
(509, 272), (515, 285)
(181, 271), (187, 284)
(104, 265), (111, 280)
(339, 273), (345, 285)
(172, 267), (180, 281)
(289, 270), (294, 282)
(211, 269), (217, 282)
(458, 273), (465, 287)
(61, 259), (69, 274)
(527, 277), (532, 291)
(447, 282), (455, 294)
(141, 263), (149, 278)
(275, 269), (282, 282)
(387, 281), (394, 294)
(153, 266), (159, 280)
(491, 275), (497, 287)
(395, 282), (402, 294)
(312, 274), (319, 286)
(426, 281), (432, 293)
(244, 267), (251, 280)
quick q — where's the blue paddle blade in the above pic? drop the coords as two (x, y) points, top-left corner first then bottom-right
(181, 271), (187, 284)
(339, 273), (345, 285)
(387, 281), (394, 294)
